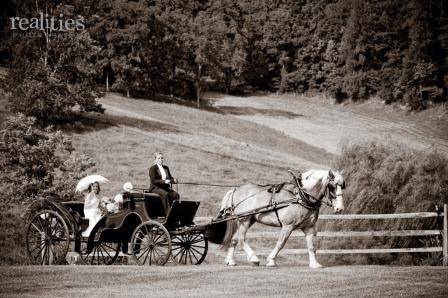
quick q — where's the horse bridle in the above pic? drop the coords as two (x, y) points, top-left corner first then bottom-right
(323, 171), (345, 208)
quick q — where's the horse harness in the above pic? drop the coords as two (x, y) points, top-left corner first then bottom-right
(220, 170), (339, 227)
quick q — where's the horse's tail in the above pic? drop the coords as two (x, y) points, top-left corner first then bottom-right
(220, 218), (238, 250)
(219, 188), (238, 250)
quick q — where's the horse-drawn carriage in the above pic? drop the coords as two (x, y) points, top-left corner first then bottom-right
(25, 190), (214, 266)
(26, 169), (345, 267)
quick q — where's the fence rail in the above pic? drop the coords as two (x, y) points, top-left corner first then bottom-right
(246, 230), (442, 238)
(197, 204), (448, 266)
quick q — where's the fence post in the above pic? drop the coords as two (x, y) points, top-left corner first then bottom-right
(443, 204), (447, 266)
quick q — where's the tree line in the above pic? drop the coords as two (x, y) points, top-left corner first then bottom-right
(1, 0), (447, 123)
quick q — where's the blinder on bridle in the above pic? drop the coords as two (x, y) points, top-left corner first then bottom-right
(324, 170), (345, 207)
(327, 170), (346, 190)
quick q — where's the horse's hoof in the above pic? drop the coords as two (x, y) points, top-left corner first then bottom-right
(248, 255), (260, 265)
(225, 260), (237, 266)
(309, 263), (323, 269)
(266, 259), (276, 267)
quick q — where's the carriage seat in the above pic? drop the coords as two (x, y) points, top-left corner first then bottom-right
(62, 201), (85, 217)
(122, 191), (166, 218)
(143, 192), (166, 218)
(61, 201), (89, 231)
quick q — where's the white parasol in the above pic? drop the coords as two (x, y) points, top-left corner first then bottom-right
(75, 175), (109, 193)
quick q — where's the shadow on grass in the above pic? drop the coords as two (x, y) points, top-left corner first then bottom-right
(56, 113), (181, 134)
(107, 91), (303, 119)
(215, 106), (303, 119)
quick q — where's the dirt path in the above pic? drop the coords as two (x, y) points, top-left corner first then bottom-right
(1, 265), (446, 297)
(210, 94), (448, 155)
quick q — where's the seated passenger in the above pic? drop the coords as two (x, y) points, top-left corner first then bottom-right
(109, 182), (133, 213)
(148, 152), (179, 214)
(82, 182), (103, 237)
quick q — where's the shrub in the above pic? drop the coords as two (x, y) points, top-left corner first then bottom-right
(0, 114), (95, 204)
(326, 141), (448, 264)
(0, 114), (96, 265)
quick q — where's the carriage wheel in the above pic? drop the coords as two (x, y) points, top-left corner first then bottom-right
(131, 221), (171, 266)
(79, 240), (121, 265)
(26, 210), (70, 265)
(171, 232), (208, 265)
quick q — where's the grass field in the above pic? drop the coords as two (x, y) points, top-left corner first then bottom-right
(1, 265), (447, 297)
(1, 91), (447, 268)
(68, 92), (448, 215)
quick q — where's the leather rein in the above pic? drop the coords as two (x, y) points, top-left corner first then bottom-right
(220, 171), (340, 222)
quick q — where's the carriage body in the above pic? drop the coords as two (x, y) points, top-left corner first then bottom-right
(26, 191), (207, 266)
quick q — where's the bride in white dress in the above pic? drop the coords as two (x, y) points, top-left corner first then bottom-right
(82, 182), (103, 237)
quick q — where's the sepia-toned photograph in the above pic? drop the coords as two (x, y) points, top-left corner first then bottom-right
(0, 0), (447, 296)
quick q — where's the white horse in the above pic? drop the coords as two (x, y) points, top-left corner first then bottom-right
(219, 169), (345, 267)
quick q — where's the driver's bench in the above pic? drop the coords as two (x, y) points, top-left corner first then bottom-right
(123, 191), (170, 219)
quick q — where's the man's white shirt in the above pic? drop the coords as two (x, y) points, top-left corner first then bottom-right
(157, 164), (168, 181)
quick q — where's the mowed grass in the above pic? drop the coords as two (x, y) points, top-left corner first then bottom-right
(69, 93), (333, 215)
(99, 93), (331, 167)
(1, 265), (447, 297)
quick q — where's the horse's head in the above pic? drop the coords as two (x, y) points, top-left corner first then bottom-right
(326, 170), (345, 214)
(301, 169), (346, 213)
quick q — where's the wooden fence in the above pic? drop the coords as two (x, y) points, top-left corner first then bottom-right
(199, 204), (448, 266)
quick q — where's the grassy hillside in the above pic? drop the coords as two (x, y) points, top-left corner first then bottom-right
(69, 93), (333, 215)
(2, 91), (447, 265)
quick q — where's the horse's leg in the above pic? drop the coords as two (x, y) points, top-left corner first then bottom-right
(239, 219), (259, 265)
(303, 226), (322, 268)
(266, 224), (294, 267)
(224, 238), (238, 266)
(224, 221), (239, 266)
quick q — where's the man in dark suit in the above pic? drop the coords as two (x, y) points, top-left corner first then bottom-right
(148, 152), (179, 214)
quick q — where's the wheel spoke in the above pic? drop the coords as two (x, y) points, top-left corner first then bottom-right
(190, 236), (205, 244)
(99, 246), (107, 265)
(188, 250), (194, 264)
(135, 234), (146, 242)
(52, 223), (64, 238)
(147, 247), (153, 265)
(190, 243), (206, 249)
(31, 223), (43, 234)
(49, 244), (58, 264)
(150, 248), (158, 265)
(143, 226), (150, 239)
(31, 242), (46, 261)
(41, 245), (48, 265)
(29, 240), (46, 254)
(135, 240), (151, 252)
(90, 248), (96, 265)
(189, 245), (204, 256)
(36, 216), (45, 235)
(179, 249), (187, 264)
(101, 243), (117, 251)
(183, 249), (189, 264)
(172, 247), (185, 259)
(153, 231), (164, 243)
(49, 217), (56, 236)
(101, 245), (113, 259)
(97, 246), (101, 265)
(154, 236), (167, 246)
(153, 246), (166, 259)
(27, 239), (44, 245)
(190, 248), (200, 263)
(28, 230), (43, 239)
(136, 247), (151, 260)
